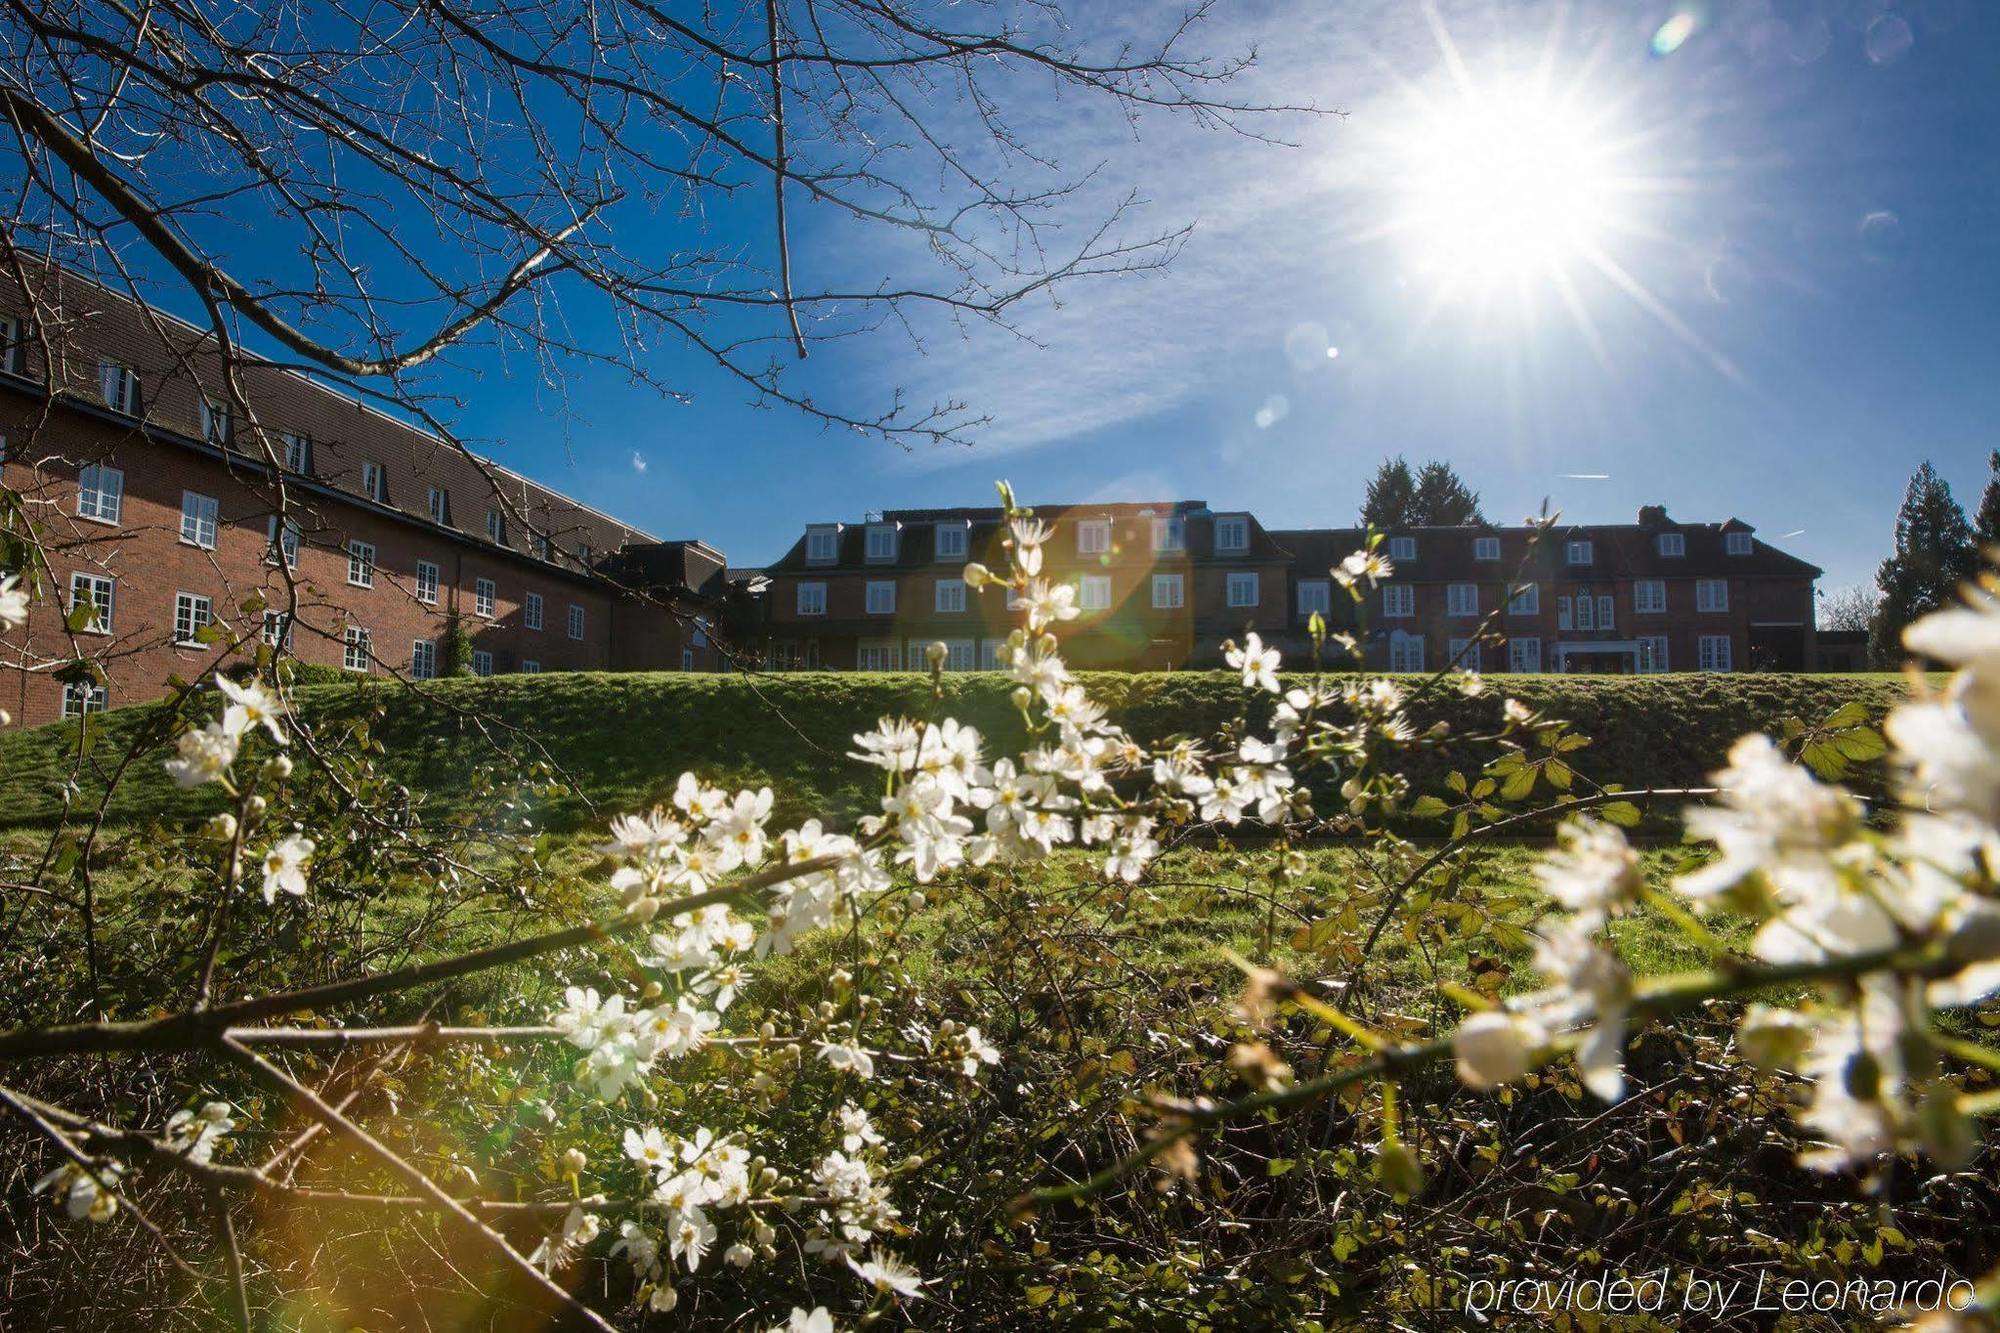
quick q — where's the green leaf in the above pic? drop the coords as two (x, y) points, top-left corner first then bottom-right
(1823, 701), (1872, 729)
(1025, 1286), (1055, 1308)
(1834, 728), (1887, 762)
(1600, 801), (1642, 827)
(1267, 1158), (1297, 1177)
(64, 604), (96, 633)
(1446, 770), (1468, 794)
(1500, 767), (1536, 802)
(1545, 760), (1573, 791)
(1410, 795), (1450, 819)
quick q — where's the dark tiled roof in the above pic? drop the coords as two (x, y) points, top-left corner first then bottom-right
(1269, 523), (1820, 582)
(767, 503), (1290, 572)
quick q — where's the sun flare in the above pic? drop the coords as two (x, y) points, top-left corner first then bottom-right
(1397, 80), (1621, 290)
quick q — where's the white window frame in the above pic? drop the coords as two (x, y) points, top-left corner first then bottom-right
(1152, 515), (1185, 553)
(681, 648), (696, 671)
(1699, 634), (1733, 672)
(173, 591), (212, 647)
(360, 461), (386, 503)
(0, 315), (23, 376)
(521, 659), (541, 673)
(805, 526), (838, 564)
(179, 490), (219, 549)
(487, 510), (507, 545)
(283, 433), (312, 474)
(1639, 635), (1669, 673)
(1446, 583), (1478, 617)
(1656, 532), (1686, 558)
(475, 577), (496, 618)
(1574, 594), (1595, 631)
(1634, 579), (1666, 614)
(1077, 518), (1112, 556)
(1151, 573), (1184, 609)
(1389, 631), (1425, 673)
(201, 399), (232, 446)
(1696, 579), (1729, 613)
(346, 540), (375, 588)
(866, 580), (897, 615)
(411, 638), (437, 680)
(428, 487), (450, 525)
(944, 639), (976, 672)
(1080, 574), (1113, 612)
(1508, 583), (1540, 615)
(1296, 579), (1331, 620)
(69, 572), (114, 634)
(415, 560), (440, 605)
(1382, 584), (1414, 618)
(62, 681), (108, 718)
(935, 578), (967, 613)
(1387, 535), (1417, 562)
(472, 650), (494, 677)
(865, 523), (898, 562)
(1558, 596), (1574, 631)
(935, 523), (968, 559)
(524, 590), (544, 630)
(1596, 595), (1615, 630)
(1725, 531), (1753, 556)
(77, 463), (123, 525)
(262, 611), (293, 651)
(267, 515), (300, 569)
(1566, 540), (1594, 565)
(857, 640), (902, 672)
(567, 604), (586, 640)
(1448, 637), (1482, 670)
(98, 360), (138, 414)
(1214, 515), (1250, 552)
(1508, 637), (1542, 673)
(1225, 571), (1259, 607)
(343, 625), (372, 672)
(797, 582), (827, 616)
(1473, 536), (1501, 561)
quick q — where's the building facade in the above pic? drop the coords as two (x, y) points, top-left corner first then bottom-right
(0, 268), (723, 728)
(749, 501), (1822, 674)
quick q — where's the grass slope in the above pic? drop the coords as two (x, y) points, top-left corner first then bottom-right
(0, 670), (1909, 830)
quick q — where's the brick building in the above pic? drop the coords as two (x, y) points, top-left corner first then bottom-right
(748, 500), (1823, 674)
(0, 267), (724, 728)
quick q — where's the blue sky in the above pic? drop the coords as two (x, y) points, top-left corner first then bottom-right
(166, 1), (2000, 594)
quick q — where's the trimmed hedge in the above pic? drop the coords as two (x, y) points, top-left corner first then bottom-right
(0, 671), (1907, 830)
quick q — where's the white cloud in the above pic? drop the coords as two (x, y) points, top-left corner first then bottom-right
(630, 451), (648, 473)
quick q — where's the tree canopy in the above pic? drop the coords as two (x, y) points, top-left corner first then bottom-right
(1871, 460), (1977, 665)
(1360, 456), (1485, 527)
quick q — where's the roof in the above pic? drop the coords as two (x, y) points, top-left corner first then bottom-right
(767, 503), (1290, 572)
(0, 261), (670, 571)
(1267, 523), (1822, 582)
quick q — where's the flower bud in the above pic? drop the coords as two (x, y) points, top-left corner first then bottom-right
(724, 1242), (754, 1268)
(908, 890), (927, 910)
(265, 754), (294, 780)
(641, 980), (664, 1000)
(1011, 686), (1032, 711)
(926, 640), (948, 668)
(1451, 1011), (1537, 1090)
(244, 795), (268, 819)
(1377, 1142), (1425, 1199)
(560, 1148), (587, 1177)
(962, 562), (992, 587)
(205, 813), (239, 841)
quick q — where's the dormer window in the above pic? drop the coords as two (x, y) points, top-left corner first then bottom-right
(1152, 515), (1185, 553)
(865, 523), (898, 562)
(1214, 515), (1249, 552)
(1474, 536), (1501, 561)
(200, 399), (232, 445)
(1566, 540), (1593, 565)
(428, 487), (451, 525)
(1388, 535), (1416, 562)
(805, 525), (838, 564)
(360, 461), (387, 502)
(575, 541), (594, 566)
(0, 316), (25, 376)
(282, 433), (313, 475)
(487, 509), (507, 545)
(1657, 532), (1685, 557)
(1725, 531), (1752, 556)
(98, 359), (140, 415)
(1078, 518), (1112, 555)
(935, 522), (968, 559)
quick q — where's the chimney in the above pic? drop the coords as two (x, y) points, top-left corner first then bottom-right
(1637, 504), (1670, 527)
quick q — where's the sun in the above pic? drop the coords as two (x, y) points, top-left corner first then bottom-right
(1396, 79), (1621, 292)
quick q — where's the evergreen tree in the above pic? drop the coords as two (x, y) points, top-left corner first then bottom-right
(1411, 460), (1486, 525)
(1975, 450), (2000, 556)
(1870, 461), (1978, 666)
(1360, 456), (1417, 528)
